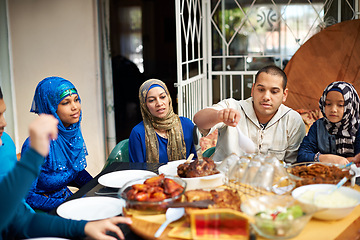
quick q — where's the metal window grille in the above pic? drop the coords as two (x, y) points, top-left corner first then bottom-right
(175, 0), (359, 119)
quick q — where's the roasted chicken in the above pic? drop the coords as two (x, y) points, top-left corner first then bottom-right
(177, 157), (219, 178)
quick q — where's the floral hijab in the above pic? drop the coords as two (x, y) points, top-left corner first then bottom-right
(319, 81), (360, 156)
(139, 79), (186, 162)
(30, 76), (87, 171)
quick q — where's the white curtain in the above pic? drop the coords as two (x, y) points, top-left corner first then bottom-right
(0, 0), (18, 149)
(98, 0), (116, 156)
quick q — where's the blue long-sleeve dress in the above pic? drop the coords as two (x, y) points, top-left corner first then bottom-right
(129, 117), (197, 163)
(21, 138), (92, 212)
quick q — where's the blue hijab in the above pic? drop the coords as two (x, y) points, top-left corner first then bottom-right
(31, 76), (87, 171)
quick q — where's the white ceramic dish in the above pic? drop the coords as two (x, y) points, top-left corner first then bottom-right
(98, 170), (157, 188)
(158, 159), (224, 190)
(57, 196), (125, 221)
(292, 184), (360, 220)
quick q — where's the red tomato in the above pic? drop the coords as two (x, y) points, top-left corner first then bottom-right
(135, 192), (150, 201)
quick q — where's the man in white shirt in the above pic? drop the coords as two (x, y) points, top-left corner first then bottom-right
(193, 65), (306, 163)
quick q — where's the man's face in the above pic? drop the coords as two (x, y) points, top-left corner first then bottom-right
(0, 99), (7, 144)
(251, 72), (288, 123)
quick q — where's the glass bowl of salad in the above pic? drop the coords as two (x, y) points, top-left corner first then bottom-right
(241, 195), (317, 239)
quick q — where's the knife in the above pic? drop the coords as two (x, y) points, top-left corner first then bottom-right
(193, 125), (204, 161)
(167, 199), (214, 208)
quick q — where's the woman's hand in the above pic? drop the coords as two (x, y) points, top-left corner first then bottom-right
(352, 153), (360, 167)
(84, 217), (132, 240)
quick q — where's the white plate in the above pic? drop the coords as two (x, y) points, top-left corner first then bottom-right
(57, 196), (125, 221)
(158, 159), (224, 190)
(158, 160), (187, 176)
(25, 238), (69, 240)
(24, 238), (69, 240)
(98, 170), (157, 188)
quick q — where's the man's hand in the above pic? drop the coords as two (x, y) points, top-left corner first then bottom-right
(84, 217), (132, 240)
(194, 108), (241, 130)
(29, 114), (58, 157)
(217, 108), (241, 127)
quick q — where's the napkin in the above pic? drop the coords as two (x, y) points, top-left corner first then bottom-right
(351, 164), (360, 186)
(190, 209), (251, 239)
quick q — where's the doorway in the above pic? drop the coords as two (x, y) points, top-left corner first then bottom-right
(109, 0), (178, 143)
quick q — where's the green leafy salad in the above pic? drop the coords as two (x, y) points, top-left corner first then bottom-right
(254, 205), (304, 236)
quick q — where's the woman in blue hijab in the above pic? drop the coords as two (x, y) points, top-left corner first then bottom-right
(21, 76), (92, 212)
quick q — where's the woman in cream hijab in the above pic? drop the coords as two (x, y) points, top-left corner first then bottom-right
(129, 79), (196, 163)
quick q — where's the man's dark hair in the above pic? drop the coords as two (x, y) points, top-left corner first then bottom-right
(255, 65), (287, 90)
(0, 86), (2, 99)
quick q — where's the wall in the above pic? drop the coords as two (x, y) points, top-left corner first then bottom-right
(8, 0), (105, 176)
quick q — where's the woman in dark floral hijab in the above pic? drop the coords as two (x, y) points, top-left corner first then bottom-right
(297, 81), (360, 164)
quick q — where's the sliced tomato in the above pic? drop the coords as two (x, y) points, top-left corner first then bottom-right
(149, 192), (167, 201)
(135, 192), (150, 201)
(144, 174), (165, 187)
(164, 178), (184, 194)
(132, 184), (148, 191)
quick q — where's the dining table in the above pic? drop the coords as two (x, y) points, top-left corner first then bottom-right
(50, 162), (164, 240)
(50, 161), (360, 240)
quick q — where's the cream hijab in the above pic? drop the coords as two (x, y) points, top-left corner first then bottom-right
(139, 79), (186, 163)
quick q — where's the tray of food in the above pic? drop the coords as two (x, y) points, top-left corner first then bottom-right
(123, 184), (249, 240)
(286, 162), (354, 188)
(118, 174), (186, 215)
(158, 157), (225, 190)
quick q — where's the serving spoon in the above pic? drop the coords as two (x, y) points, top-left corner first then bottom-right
(154, 207), (185, 238)
(313, 176), (348, 203)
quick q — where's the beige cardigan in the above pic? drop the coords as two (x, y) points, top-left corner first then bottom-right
(207, 97), (306, 164)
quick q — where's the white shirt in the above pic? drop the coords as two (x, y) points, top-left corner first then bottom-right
(207, 97), (306, 164)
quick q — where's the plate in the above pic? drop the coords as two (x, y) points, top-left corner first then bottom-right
(98, 170), (157, 188)
(158, 160), (224, 190)
(57, 196), (125, 221)
(158, 160), (187, 176)
(25, 238), (69, 240)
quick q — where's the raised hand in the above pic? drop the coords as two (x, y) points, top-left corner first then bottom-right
(29, 114), (58, 157)
(217, 108), (240, 127)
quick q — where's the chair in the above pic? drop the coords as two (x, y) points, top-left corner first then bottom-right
(102, 138), (129, 170)
(202, 146), (215, 158)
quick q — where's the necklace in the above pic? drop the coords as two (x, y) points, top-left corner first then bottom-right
(156, 129), (168, 139)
